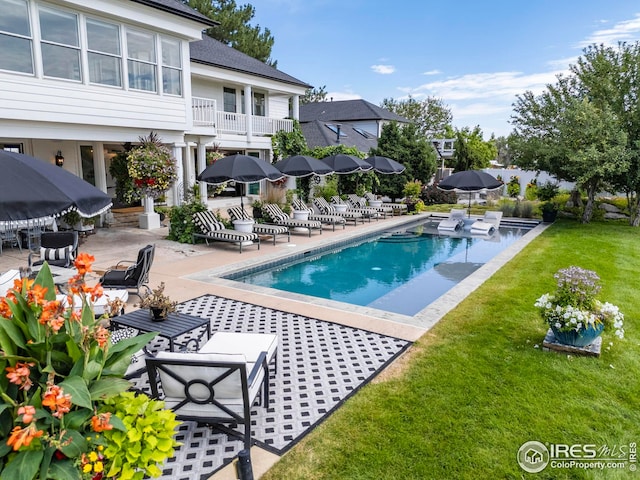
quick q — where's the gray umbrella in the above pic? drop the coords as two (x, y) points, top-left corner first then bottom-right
(197, 154), (285, 209)
(0, 150), (112, 222)
(273, 155), (334, 177)
(437, 170), (503, 217)
(364, 155), (405, 174)
(320, 154), (373, 174)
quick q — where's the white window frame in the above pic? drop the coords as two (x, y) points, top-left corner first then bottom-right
(0, 0), (34, 75)
(38, 5), (81, 82)
(85, 17), (122, 87)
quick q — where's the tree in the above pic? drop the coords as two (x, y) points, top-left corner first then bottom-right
(271, 120), (308, 161)
(450, 126), (497, 171)
(301, 85), (328, 104)
(380, 95), (452, 137)
(369, 121), (438, 200)
(510, 42), (639, 224)
(187, 0), (276, 66)
(493, 136), (513, 167)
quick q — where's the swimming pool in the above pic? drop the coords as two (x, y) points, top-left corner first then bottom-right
(228, 219), (534, 316)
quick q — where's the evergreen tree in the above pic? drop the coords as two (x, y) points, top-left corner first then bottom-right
(187, 0), (276, 66)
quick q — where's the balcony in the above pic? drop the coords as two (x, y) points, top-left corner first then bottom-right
(191, 96), (294, 136)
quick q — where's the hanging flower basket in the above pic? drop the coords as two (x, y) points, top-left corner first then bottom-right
(127, 132), (178, 200)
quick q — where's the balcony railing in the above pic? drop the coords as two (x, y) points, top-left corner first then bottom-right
(191, 96), (294, 135)
(192, 97), (216, 126)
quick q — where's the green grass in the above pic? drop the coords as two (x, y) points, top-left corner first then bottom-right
(262, 220), (640, 480)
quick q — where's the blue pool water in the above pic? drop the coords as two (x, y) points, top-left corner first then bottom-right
(232, 222), (531, 316)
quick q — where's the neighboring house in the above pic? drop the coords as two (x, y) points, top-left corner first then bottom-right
(0, 0), (310, 216)
(298, 99), (410, 153)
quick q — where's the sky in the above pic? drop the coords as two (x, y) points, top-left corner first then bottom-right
(245, 0), (640, 139)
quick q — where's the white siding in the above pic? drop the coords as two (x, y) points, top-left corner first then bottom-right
(0, 74), (188, 130)
(269, 94), (290, 119)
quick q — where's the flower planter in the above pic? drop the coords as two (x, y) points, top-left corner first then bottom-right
(551, 323), (604, 347)
(150, 307), (167, 322)
(233, 219), (255, 233)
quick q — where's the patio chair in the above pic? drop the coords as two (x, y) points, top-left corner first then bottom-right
(146, 348), (271, 450)
(312, 197), (363, 225)
(470, 211), (503, 235)
(331, 196), (376, 222)
(192, 211), (260, 253)
(347, 194), (392, 219)
(28, 231), (78, 268)
(437, 209), (466, 232)
(99, 244), (155, 297)
(227, 206), (290, 245)
(364, 192), (408, 215)
(292, 198), (346, 231)
(261, 204), (322, 237)
(0, 222), (22, 254)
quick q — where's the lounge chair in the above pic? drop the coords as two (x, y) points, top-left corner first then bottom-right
(227, 206), (290, 245)
(312, 197), (363, 225)
(192, 211), (260, 253)
(292, 198), (346, 231)
(28, 231), (78, 268)
(364, 192), (408, 215)
(470, 211), (503, 235)
(331, 196), (376, 221)
(146, 332), (277, 450)
(437, 209), (466, 232)
(347, 194), (392, 219)
(100, 244), (155, 297)
(261, 204), (322, 237)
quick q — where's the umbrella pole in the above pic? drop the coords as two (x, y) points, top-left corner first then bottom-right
(468, 194), (472, 218)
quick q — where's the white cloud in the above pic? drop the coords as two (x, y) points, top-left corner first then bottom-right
(371, 64), (395, 74)
(422, 69), (442, 76)
(326, 91), (361, 101)
(577, 13), (640, 48)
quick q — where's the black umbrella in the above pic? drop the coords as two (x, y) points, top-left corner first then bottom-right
(320, 154), (373, 174)
(197, 154), (284, 209)
(0, 150), (112, 222)
(364, 155), (405, 174)
(273, 155), (334, 177)
(437, 170), (503, 217)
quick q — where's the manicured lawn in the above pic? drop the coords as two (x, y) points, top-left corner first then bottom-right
(262, 220), (640, 480)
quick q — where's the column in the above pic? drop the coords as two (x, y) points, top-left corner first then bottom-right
(172, 144), (184, 206)
(292, 94), (300, 120)
(197, 141), (207, 203)
(244, 84), (253, 141)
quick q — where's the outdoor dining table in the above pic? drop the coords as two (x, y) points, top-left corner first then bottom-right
(110, 309), (211, 353)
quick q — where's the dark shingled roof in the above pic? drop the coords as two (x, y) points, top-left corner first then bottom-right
(299, 99), (410, 123)
(190, 35), (311, 88)
(132, 0), (218, 27)
(300, 120), (379, 153)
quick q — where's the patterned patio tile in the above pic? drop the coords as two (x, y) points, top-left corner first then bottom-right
(128, 294), (410, 479)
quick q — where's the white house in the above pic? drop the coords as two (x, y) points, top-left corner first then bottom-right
(0, 0), (311, 225)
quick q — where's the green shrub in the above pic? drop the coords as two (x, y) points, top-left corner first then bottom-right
(507, 175), (521, 197)
(520, 201), (534, 218)
(421, 184), (457, 205)
(167, 188), (207, 243)
(536, 181), (560, 201)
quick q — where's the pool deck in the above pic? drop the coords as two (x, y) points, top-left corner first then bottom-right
(0, 212), (548, 478)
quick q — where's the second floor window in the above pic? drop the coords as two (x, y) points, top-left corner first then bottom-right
(223, 87), (236, 113)
(39, 6), (80, 81)
(253, 92), (265, 116)
(161, 38), (181, 95)
(0, 0), (33, 74)
(87, 18), (121, 87)
(127, 29), (156, 92)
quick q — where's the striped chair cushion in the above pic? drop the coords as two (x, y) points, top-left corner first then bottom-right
(227, 206), (250, 222)
(41, 246), (73, 262)
(313, 198), (336, 214)
(263, 204), (289, 222)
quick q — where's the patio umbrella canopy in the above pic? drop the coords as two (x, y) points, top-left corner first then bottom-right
(364, 155), (406, 174)
(273, 155), (334, 177)
(320, 154), (373, 174)
(197, 154), (285, 209)
(437, 170), (503, 217)
(0, 150), (112, 222)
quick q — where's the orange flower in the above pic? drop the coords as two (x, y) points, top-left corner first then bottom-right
(17, 405), (36, 424)
(89, 283), (104, 302)
(27, 283), (48, 306)
(91, 412), (113, 432)
(94, 326), (110, 348)
(0, 298), (12, 318)
(42, 384), (72, 418)
(74, 252), (95, 276)
(6, 423), (43, 451)
(6, 362), (35, 391)
(13, 277), (34, 293)
(49, 315), (65, 333)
